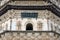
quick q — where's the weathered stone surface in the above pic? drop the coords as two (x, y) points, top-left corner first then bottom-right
(0, 0), (60, 40)
(0, 32), (60, 40)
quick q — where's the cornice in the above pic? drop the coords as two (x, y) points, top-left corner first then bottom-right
(0, 0), (60, 17)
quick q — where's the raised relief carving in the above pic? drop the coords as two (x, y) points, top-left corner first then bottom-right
(16, 20), (21, 30)
(37, 21), (42, 31)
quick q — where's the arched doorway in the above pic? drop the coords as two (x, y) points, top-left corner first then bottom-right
(26, 23), (33, 30)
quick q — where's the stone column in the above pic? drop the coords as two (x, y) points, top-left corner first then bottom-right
(6, 23), (8, 30)
(47, 18), (49, 31)
(10, 17), (12, 31)
(0, 22), (2, 30)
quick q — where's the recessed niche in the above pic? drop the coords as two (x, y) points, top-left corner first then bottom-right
(26, 23), (33, 31)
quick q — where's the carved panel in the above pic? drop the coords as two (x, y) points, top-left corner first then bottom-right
(16, 20), (21, 30)
(37, 21), (42, 31)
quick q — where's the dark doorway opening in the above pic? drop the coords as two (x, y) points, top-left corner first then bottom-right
(26, 23), (33, 30)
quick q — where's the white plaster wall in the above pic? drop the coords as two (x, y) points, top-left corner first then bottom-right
(41, 19), (48, 31)
(21, 18), (37, 31)
(11, 18), (16, 30)
(5, 18), (48, 31)
(1, 17), (60, 32)
(20, 18), (48, 31)
(1, 18), (49, 31)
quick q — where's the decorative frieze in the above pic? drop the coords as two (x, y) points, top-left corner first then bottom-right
(0, 31), (60, 40)
(9, 1), (49, 6)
